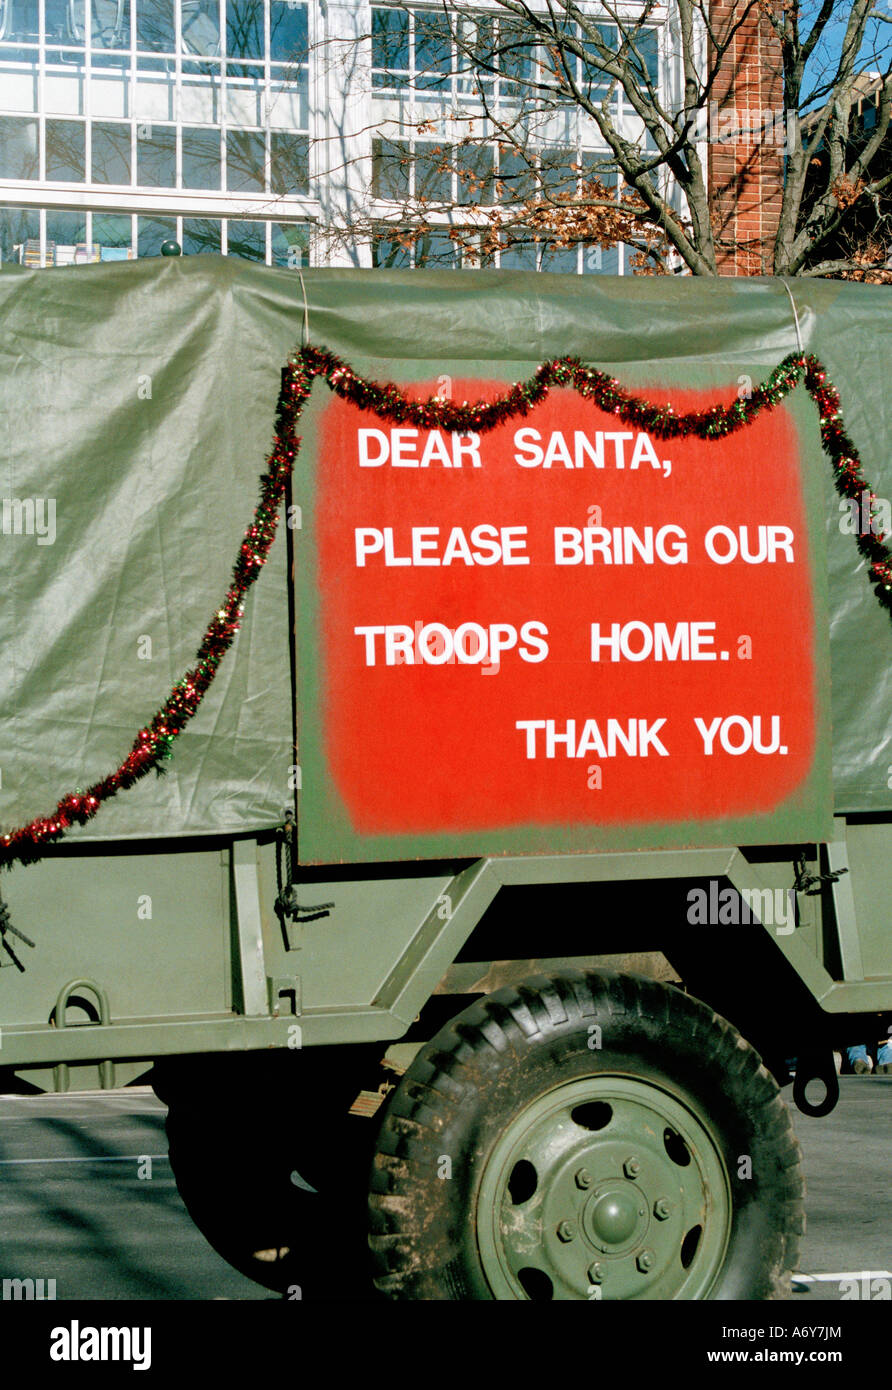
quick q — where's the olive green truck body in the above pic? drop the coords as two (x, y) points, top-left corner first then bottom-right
(0, 260), (891, 1299)
(0, 260), (890, 1086)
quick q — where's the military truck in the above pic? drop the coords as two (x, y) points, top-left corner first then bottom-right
(0, 257), (890, 1301)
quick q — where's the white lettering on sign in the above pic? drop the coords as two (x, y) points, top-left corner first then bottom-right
(554, 525), (689, 565)
(354, 525), (530, 567)
(354, 622), (549, 666)
(516, 718), (670, 759)
(590, 621), (717, 662)
(694, 715), (788, 755)
(357, 429), (482, 468)
(703, 526), (794, 564)
(514, 428), (671, 476)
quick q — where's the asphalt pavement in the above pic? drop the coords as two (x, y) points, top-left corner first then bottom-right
(0, 1088), (267, 1300)
(789, 1073), (892, 1302)
(0, 1075), (888, 1302)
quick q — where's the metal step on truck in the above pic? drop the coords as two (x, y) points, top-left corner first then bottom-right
(0, 256), (890, 1301)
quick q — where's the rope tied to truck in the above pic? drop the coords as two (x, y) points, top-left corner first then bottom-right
(793, 851), (848, 897)
(274, 811), (333, 930)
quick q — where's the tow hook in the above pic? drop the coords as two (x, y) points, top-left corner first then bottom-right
(792, 1052), (840, 1118)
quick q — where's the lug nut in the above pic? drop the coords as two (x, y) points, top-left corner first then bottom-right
(637, 1249), (655, 1272)
(654, 1198), (671, 1221)
(587, 1262), (604, 1284)
(623, 1157), (641, 1179)
(557, 1220), (576, 1243)
(575, 1168), (593, 1189)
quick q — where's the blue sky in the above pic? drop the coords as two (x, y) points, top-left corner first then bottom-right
(800, 1), (890, 109)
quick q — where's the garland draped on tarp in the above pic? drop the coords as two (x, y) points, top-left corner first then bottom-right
(0, 346), (888, 871)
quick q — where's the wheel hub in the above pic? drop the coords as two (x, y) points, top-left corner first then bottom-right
(476, 1075), (731, 1301)
(584, 1184), (643, 1251)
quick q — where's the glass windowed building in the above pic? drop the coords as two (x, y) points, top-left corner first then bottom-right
(0, 1), (676, 272)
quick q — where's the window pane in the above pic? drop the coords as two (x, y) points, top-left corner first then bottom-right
(136, 125), (176, 186)
(629, 26), (659, 88)
(0, 206), (39, 263)
(270, 131), (307, 195)
(271, 220), (308, 267)
(137, 214), (177, 255)
(371, 6), (408, 88)
(456, 145), (493, 204)
(46, 207), (89, 263)
(269, 0), (306, 64)
(91, 121), (131, 183)
(414, 226), (458, 268)
(0, 116), (39, 179)
(371, 138), (410, 200)
(226, 217), (266, 259)
(46, 119), (86, 180)
(2, 0), (39, 43)
(540, 148), (577, 197)
(182, 57), (222, 114)
(45, 44), (84, 65)
(226, 0), (262, 59)
(92, 0), (130, 53)
(580, 156), (618, 189)
(183, 56), (221, 77)
(268, 73), (307, 129)
(183, 216), (220, 252)
(498, 148), (534, 202)
(413, 8), (450, 91)
(93, 211), (134, 257)
(497, 17), (536, 95)
(455, 16), (489, 99)
(414, 143), (452, 202)
(456, 11), (494, 84)
(372, 231), (412, 268)
(540, 242), (579, 273)
(182, 125), (220, 188)
(582, 242), (619, 274)
(226, 129), (265, 190)
(45, 0), (82, 43)
(226, 58), (261, 78)
(181, 0), (219, 54)
(499, 237), (538, 270)
(582, 24), (618, 101)
(137, 0), (174, 51)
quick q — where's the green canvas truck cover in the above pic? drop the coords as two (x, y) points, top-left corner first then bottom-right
(0, 257), (888, 855)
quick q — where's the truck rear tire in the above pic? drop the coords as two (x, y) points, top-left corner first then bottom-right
(369, 970), (804, 1300)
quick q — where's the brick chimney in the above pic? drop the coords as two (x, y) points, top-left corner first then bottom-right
(707, 0), (786, 275)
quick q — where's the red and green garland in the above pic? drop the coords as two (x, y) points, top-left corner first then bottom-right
(0, 346), (888, 871)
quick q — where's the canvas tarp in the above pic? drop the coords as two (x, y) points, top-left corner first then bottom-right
(0, 256), (888, 851)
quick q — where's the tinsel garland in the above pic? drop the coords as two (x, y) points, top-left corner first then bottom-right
(0, 347), (888, 871)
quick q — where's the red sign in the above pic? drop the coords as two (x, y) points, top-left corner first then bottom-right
(314, 379), (816, 838)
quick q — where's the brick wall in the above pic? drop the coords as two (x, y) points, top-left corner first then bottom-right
(708, 0), (785, 275)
